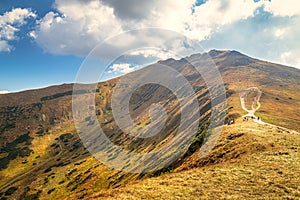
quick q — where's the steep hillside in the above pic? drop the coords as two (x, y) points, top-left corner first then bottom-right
(86, 120), (300, 199)
(0, 50), (299, 199)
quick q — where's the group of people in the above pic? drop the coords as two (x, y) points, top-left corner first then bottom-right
(243, 116), (260, 121)
(227, 115), (261, 126)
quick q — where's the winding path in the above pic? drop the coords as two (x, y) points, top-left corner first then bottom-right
(240, 87), (265, 124)
(240, 87), (299, 134)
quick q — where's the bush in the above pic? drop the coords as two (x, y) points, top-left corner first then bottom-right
(67, 168), (77, 176)
(25, 190), (41, 200)
(19, 147), (33, 157)
(44, 167), (52, 173)
(5, 187), (17, 196)
(59, 133), (73, 141)
(47, 188), (55, 194)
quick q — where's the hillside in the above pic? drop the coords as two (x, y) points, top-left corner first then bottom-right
(0, 50), (299, 199)
(86, 120), (300, 199)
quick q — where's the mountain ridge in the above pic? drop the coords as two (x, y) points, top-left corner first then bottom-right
(1, 49), (299, 97)
(0, 50), (299, 199)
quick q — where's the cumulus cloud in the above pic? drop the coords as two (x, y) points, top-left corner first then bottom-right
(101, 0), (155, 20)
(200, 7), (300, 68)
(274, 27), (290, 39)
(0, 40), (12, 52)
(32, 0), (300, 67)
(31, 0), (267, 55)
(263, 0), (300, 17)
(0, 8), (36, 25)
(129, 49), (179, 60)
(0, 8), (36, 52)
(32, 0), (122, 55)
(33, 0), (194, 56)
(108, 63), (135, 74)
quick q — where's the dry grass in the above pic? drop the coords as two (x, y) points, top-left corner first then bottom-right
(85, 121), (300, 199)
(0, 51), (299, 199)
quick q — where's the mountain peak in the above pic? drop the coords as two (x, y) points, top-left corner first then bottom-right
(207, 49), (246, 57)
(208, 49), (229, 56)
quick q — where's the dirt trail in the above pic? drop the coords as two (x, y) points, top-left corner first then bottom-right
(240, 87), (299, 134)
(240, 87), (264, 123)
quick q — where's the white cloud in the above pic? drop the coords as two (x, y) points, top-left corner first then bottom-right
(0, 40), (13, 52)
(32, 0), (300, 67)
(0, 90), (10, 94)
(280, 51), (292, 63)
(0, 8), (36, 25)
(274, 27), (290, 39)
(33, 0), (199, 56)
(0, 8), (36, 52)
(33, 0), (265, 56)
(0, 24), (18, 40)
(108, 63), (135, 74)
(185, 0), (264, 40)
(33, 0), (122, 55)
(129, 49), (179, 60)
(28, 31), (37, 39)
(263, 0), (300, 17)
(279, 51), (300, 67)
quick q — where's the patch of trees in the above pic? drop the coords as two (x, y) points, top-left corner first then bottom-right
(0, 121), (16, 134)
(47, 188), (55, 194)
(40, 91), (73, 101)
(40, 89), (100, 101)
(4, 187), (17, 196)
(69, 139), (83, 152)
(0, 133), (33, 170)
(187, 119), (210, 154)
(59, 133), (73, 141)
(24, 190), (41, 200)
(0, 186), (18, 199)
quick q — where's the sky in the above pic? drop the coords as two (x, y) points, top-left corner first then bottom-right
(0, 0), (300, 93)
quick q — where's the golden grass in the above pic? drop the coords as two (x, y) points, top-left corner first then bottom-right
(1, 54), (299, 199)
(84, 121), (300, 199)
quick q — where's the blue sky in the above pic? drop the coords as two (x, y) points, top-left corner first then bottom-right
(0, 0), (83, 92)
(0, 0), (299, 92)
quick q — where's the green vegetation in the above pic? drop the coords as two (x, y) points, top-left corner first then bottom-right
(0, 133), (33, 170)
(25, 190), (41, 200)
(0, 50), (299, 199)
(4, 187), (17, 196)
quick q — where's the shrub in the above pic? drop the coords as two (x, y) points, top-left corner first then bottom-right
(44, 167), (52, 173)
(59, 133), (73, 141)
(47, 188), (55, 194)
(5, 187), (17, 196)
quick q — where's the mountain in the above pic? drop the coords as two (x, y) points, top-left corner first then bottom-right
(0, 50), (299, 199)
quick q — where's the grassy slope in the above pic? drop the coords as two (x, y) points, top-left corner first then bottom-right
(0, 50), (299, 199)
(86, 120), (300, 199)
(220, 56), (300, 132)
